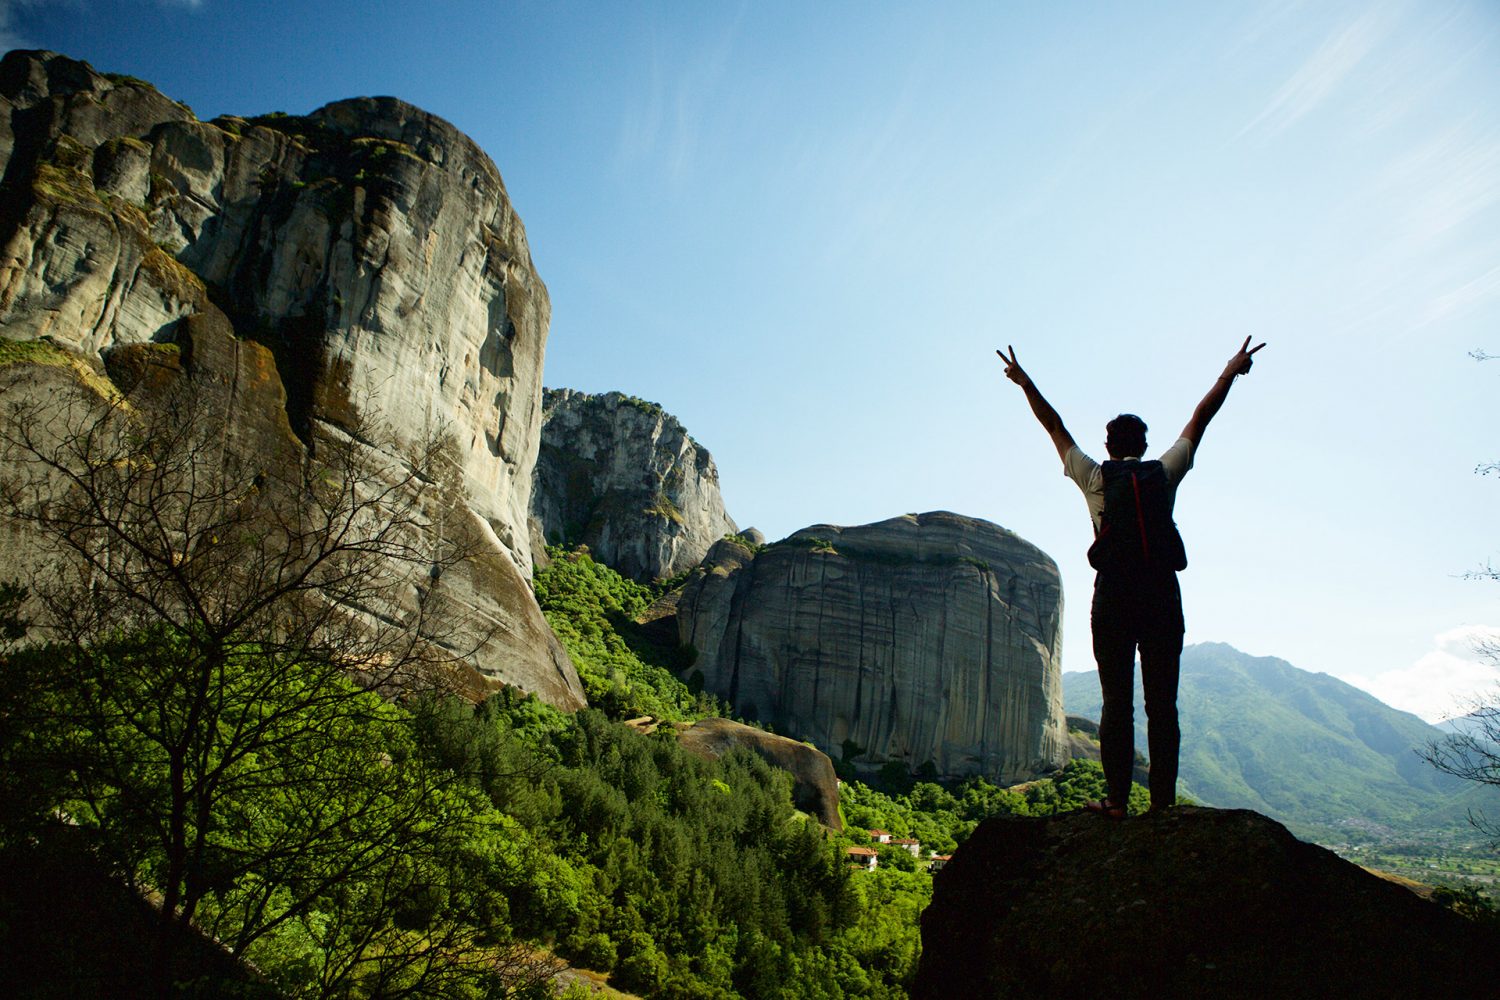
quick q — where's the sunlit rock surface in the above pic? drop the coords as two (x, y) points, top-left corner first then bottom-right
(531, 388), (737, 581)
(0, 50), (584, 707)
(676, 717), (842, 830)
(675, 512), (1068, 783)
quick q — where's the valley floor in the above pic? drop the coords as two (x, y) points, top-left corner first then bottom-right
(1328, 842), (1500, 899)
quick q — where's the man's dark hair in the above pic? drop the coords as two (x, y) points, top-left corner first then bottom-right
(1105, 413), (1148, 460)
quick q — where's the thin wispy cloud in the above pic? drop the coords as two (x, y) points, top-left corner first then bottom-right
(1416, 260), (1500, 330)
(1348, 5), (1478, 138)
(2, 0), (205, 57)
(806, 39), (955, 272)
(1235, 0), (1313, 47)
(1238, 5), (1396, 138)
(616, 50), (666, 166)
(1350, 123), (1500, 337)
(1391, 126), (1500, 246)
(0, 0), (100, 52)
(0, 0), (35, 50)
(614, 7), (743, 186)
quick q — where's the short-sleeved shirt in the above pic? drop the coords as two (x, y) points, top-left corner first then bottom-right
(1064, 437), (1194, 533)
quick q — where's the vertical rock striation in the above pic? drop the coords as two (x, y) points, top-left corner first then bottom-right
(0, 52), (546, 574)
(676, 511), (1068, 783)
(531, 388), (737, 581)
(0, 51), (584, 707)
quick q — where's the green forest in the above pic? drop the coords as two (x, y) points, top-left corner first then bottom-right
(0, 546), (1152, 999)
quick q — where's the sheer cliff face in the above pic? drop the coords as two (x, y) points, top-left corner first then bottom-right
(676, 512), (1068, 783)
(0, 51), (544, 573)
(0, 51), (584, 708)
(531, 389), (738, 581)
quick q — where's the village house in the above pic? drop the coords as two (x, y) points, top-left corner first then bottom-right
(845, 846), (878, 871)
(928, 854), (953, 872)
(892, 837), (921, 857)
(868, 829), (892, 844)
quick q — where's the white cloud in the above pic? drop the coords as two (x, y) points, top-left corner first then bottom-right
(1339, 625), (1500, 722)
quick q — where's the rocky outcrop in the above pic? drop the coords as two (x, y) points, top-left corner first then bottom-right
(0, 51), (584, 707)
(675, 512), (1068, 783)
(676, 717), (842, 830)
(913, 807), (1500, 999)
(531, 389), (737, 581)
(1066, 714), (1151, 786)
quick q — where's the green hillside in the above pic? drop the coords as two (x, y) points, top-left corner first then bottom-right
(1062, 643), (1488, 841)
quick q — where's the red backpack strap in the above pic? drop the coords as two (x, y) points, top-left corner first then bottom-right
(1130, 471), (1150, 562)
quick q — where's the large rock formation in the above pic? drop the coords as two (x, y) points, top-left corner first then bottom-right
(676, 717), (843, 830)
(531, 388), (737, 581)
(675, 512), (1068, 783)
(0, 51), (584, 707)
(913, 807), (1500, 999)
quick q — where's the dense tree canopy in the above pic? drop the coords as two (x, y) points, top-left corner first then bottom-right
(0, 398), (1155, 1000)
(0, 377), (555, 998)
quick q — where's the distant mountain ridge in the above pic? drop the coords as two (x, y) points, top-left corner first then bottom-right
(1435, 709), (1499, 745)
(1062, 642), (1485, 839)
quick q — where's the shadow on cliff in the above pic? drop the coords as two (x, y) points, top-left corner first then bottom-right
(913, 806), (1500, 1000)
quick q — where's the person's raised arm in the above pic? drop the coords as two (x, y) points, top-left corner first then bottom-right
(997, 346), (1077, 463)
(1180, 337), (1266, 449)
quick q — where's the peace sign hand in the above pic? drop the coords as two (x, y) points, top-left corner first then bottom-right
(1224, 336), (1266, 377)
(997, 345), (1032, 389)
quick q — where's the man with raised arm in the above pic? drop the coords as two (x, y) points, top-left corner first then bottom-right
(997, 338), (1265, 818)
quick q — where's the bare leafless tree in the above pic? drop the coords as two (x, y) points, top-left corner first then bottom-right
(1422, 688), (1500, 844)
(0, 361), (547, 998)
(1422, 351), (1500, 844)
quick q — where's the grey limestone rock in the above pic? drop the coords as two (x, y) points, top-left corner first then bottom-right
(531, 388), (737, 581)
(675, 511), (1068, 783)
(675, 717), (843, 830)
(0, 51), (584, 708)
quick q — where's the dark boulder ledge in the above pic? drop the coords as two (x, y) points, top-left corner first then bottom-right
(913, 806), (1500, 1000)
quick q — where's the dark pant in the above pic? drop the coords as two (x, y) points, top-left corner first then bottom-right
(1091, 569), (1184, 810)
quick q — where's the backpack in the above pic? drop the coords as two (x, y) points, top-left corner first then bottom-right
(1086, 459), (1188, 573)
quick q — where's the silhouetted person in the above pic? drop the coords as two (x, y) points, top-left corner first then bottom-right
(998, 338), (1265, 816)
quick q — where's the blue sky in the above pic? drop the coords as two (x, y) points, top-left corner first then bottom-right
(10, 0), (1499, 720)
